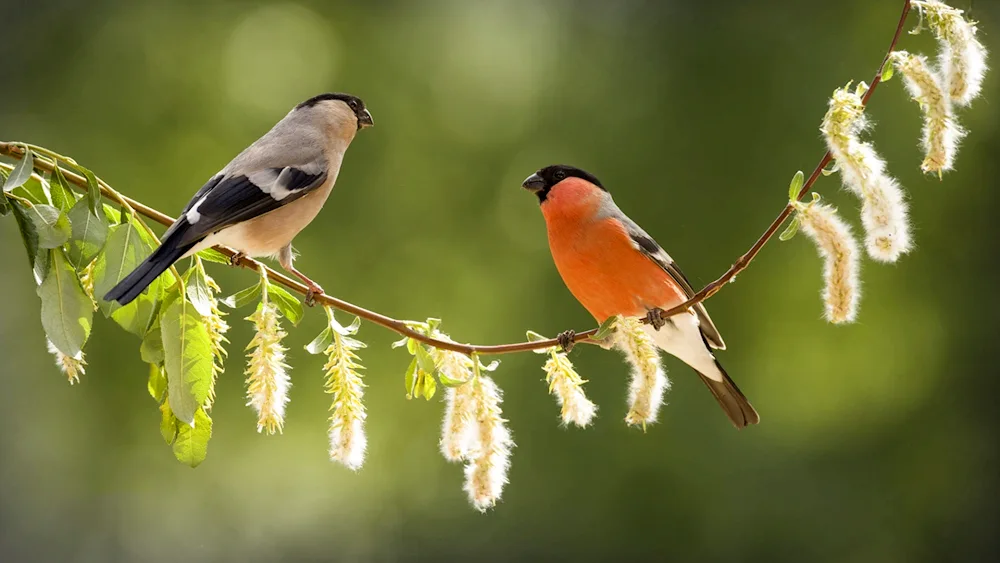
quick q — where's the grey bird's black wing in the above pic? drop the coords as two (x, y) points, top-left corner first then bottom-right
(167, 165), (327, 246)
(621, 217), (727, 350)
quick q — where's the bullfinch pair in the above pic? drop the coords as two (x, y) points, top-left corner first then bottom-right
(105, 93), (374, 305)
(523, 165), (759, 428)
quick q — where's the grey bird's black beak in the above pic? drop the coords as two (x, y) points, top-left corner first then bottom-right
(522, 173), (545, 192)
(358, 109), (374, 129)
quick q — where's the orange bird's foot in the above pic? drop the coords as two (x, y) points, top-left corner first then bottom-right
(556, 330), (576, 353)
(645, 308), (667, 331)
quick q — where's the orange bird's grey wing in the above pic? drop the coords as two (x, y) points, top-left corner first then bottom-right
(621, 218), (727, 350)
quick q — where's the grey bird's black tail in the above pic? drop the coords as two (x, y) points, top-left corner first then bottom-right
(103, 229), (198, 306)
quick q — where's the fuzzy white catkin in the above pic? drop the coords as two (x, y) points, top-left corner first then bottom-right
(46, 338), (86, 384)
(440, 383), (479, 462)
(796, 203), (861, 324)
(463, 376), (513, 512)
(821, 85), (912, 262)
(614, 316), (668, 427)
(435, 347), (479, 462)
(245, 302), (291, 434)
(324, 332), (367, 471)
(913, 0), (988, 107)
(543, 351), (597, 428)
(890, 51), (965, 176)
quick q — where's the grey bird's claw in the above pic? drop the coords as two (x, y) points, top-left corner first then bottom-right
(229, 252), (245, 267)
(645, 308), (666, 331)
(556, 330), (576, 353)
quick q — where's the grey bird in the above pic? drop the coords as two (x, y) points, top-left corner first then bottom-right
(104, 92), (373, 306)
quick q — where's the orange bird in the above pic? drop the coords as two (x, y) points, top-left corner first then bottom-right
(523, 165), (759, 428)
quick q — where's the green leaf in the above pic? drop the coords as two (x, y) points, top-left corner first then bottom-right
(415, 344), (436, 373)
(36, 248), (93, 357)
(422, 372), (437, 400)
(438, 369), (468, 387)
(148, 362), (167, 402)
(49, 166), (77, 212)
(80, 167), (102, 216)
(93, 223), (163, 336)
(66, 197), (109, 271)
(10, 202), (40, 270)
(881, 63), (894, 82)
(184, 264), (213, 317)
(779, 216), (800, 242)
(11, 175), (52, 206)
(305, 327), (333, 355)
(26, 203), (71, 249)
(788, 170), (805, 201)
(221, 283), (261, 309)
(197, 248), (231, 265)
(391, 335), (409, 349)
(821, 162), (840, 177)
(593, 317), (618, 341)
(173, 407), (212, 468)
(2, 149), (34, 192)
(160, 401), (178, 445)
(329, 310), (361, 336)
(267, 283), (303, 326)
(141, 326), (165, 365)
(33, 247), (51, 283)
(404, 358), (417, 399)
(161, 293), (213, 426)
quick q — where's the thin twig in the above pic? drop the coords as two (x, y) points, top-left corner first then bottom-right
(0, 0), (912, 356)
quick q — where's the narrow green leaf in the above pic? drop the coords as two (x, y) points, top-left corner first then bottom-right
(160, 401), (178, 446)
(93, 223), (162, 336)
(36, 248), (93, 357)
(881, 63), (894, 82)
(779, 216), (800, 242)
(788, 170), (805, 201)
(80, 167), (102, 216)
(11, 202), (39, 269)
(305, 327), (333, 355)
(49, 166), (77, 212)
(821, 162), (840, 177)
(184, 264), (213, 317)
(66, 197), (109, 271)
(26, 203), (71, 249)
(33, 247), (51, 283)
(161, 293), (214, 426)
(148, 362), (167, 402)
(0, 168), (9, 215)
(173, 407), (212, 468)
(415, 344), (436, 373)
(593, 317), (618, 341)
(480, 360), (500, 372)
(141, 326), (165, 365)
(438, 369), (467, 387)
(422, 372), (437, 400)
(2, 149), (34, 192)
(197, 248), (231, 265)
(391, 335), (409, 349)
(11, 175), (51, 205)
(404, 358), (417, 399)
(221, 283), (261, 309)
(267, 283), (303, 326)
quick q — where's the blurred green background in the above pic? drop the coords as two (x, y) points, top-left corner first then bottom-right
(2, 1), (998, 561)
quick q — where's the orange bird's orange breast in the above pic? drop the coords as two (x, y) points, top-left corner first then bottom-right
(545, 215), (686, 323)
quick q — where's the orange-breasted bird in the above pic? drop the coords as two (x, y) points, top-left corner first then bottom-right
(523, 164), (759, 428)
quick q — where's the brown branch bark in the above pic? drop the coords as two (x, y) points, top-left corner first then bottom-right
(0, 0), (912, 356)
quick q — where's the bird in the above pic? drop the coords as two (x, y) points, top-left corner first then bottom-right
(104, 92), (374, 306)
(522, 164), (759, 428)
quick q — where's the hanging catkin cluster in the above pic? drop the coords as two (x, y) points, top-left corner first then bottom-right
(245, 301), (291, 434)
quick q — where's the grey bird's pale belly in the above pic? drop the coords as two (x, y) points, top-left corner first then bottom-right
(185, 177), (335, 259)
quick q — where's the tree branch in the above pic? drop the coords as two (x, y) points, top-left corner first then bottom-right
(0, 0), (912, 356)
